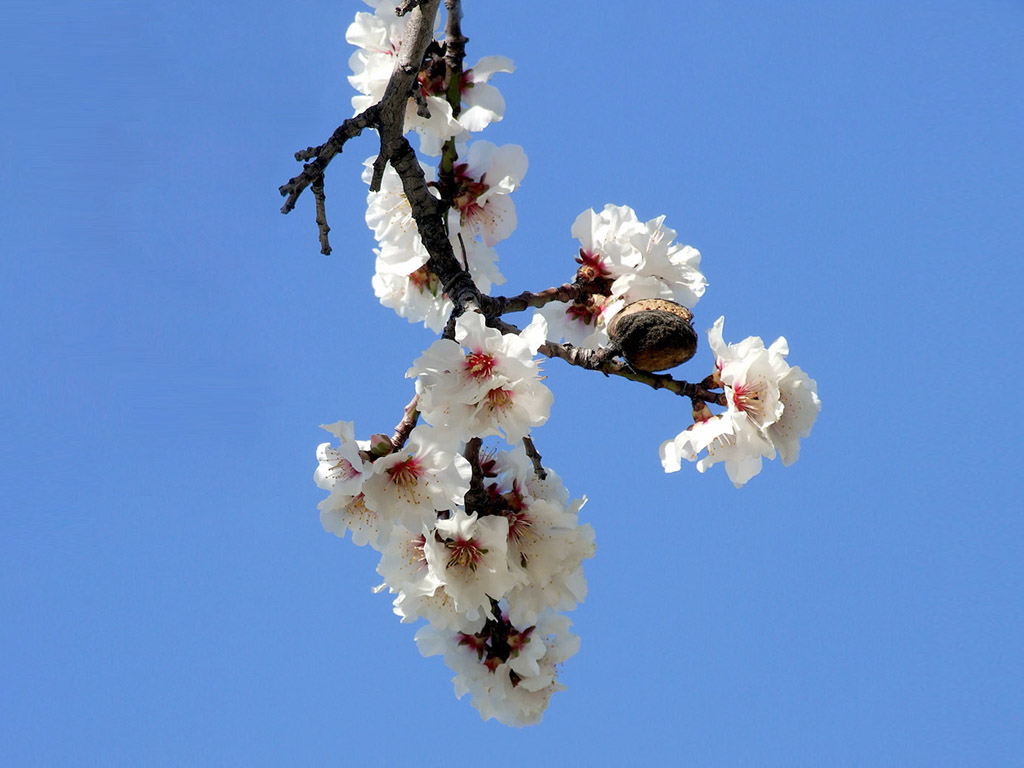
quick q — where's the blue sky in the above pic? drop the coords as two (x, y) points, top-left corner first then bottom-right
(2, 0), (1023, 764)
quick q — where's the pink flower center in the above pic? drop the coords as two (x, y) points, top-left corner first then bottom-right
(464, 351), (497, 380)
(575, 249), (610, 282)
(565, 295), (605, 326)
(457, 631), (487, 656)
(445, 536), (487, 571)
(387, 456), (423, 487)
(327, 456), (360, 482)
(410, 533), (428, 568)
(452, 164), (490, 215)
(731, 384), (762, 415)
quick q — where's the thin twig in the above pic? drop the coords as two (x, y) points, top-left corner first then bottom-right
(312, 177), (331, 255)
(442, 311), (458, 340)
(279, 106), (380, 214)
(443, 0), (467, 111)
(438, 0), (467, 180)
(483, 315), (723, 402)
(395, 0), (427, 17)
(389, 393), (421, 452)
(521, 436), (547, 480)
(539, 340), (725, 403)
(463, 436), (486, 514)
(490, 280), (605, 315)
(281, 0), (442, 223)
(456, 231), (468, 271)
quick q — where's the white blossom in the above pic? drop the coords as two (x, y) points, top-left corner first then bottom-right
(314, 420), (369, 497)
(482, 446), (594, 624)
(539, 293), (615, 349)
(504, 497), (594, 626)
(621, 214), (706, 308)
(318, 493), (389, 549)
(572, 204), (646, 278)
(422, 510), (516, 620)
(346, 6), (514, 155)
(346, 4), (458, 155)
(364, 160), (505, 330)
(315, 422), (386, 547)
(408, 311), (552, 443)
(660, 409), (776, 488)
(661, 316), (820, 486)
(371, 266), (453, 333)
(362, 425), (471, 530)
(450, 141), (528, 247)
(543, 204), (705, 348)
(456, 56), (515, 134)
(415, 610), (579, 726)
(375, 523), (471, 631)
(494, 443), (572, 509)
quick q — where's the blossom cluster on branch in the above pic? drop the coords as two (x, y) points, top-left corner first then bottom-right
(285, 0), (821, 726)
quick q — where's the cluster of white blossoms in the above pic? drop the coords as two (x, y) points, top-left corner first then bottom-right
(409, 311), (552, 444)
(365, 142), (526, 331)
(348, 0), (513, 155)
(661, 317), (822, 487)
(314, 0), (821, 727)
(541, 204), (708, 349)
(350, 0), (524, 331)
(315, 412), (594, 725)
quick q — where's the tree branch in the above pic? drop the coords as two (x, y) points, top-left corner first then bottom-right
(389, 393), (421, 452)
(370, 0), (443, 192)
(279, 106), (380, 214)
(537, 339), (725, 403)
(395, 0), (428, 16)
(389, 136), (483, 313)
(521, 436), (547, 480)
(280, 0), (442, 216)
(312, 176), (331, 255)
(482, 314), (723, 402)
(438, 0), (466, 180)
(463, 436), (486, 514)
(490, 280), (605, 315)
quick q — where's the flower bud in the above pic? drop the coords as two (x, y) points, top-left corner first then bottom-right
(368, 433), (393, 457)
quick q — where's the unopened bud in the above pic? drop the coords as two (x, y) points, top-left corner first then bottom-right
(368, 433), (393, 457)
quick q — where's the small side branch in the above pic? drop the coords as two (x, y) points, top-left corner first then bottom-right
(521, 436), (547, 480)
(389, 393), (421, 452)
(538, 339), (725, 404)
(443, 1), (467, 114)
(463, 436), (486, 514)
(438, 0), (466, 181)
(312, 177), (331, 255)
(484, 314), (723, 403)
(395, 0), (428, 16)
(279, 106), (380, 214)
(280, 0), (441, 221)
(490, 281), (605, 315)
